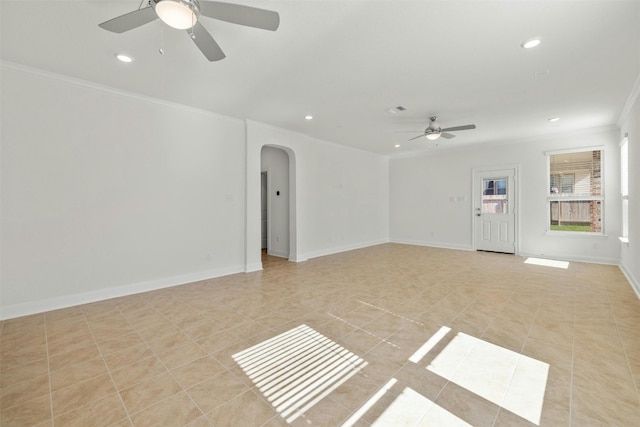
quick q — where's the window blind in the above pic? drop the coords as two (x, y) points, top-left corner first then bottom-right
(549, 150), (602, 197)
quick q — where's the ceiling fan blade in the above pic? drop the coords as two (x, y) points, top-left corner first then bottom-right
(190, 22), (226, 61)
(441, 133), (456, 139)
(408, 134), (426, 141)
(200, 1), (280, 31)
(441, 124), (476, 132)
(99, 7), (158, 33)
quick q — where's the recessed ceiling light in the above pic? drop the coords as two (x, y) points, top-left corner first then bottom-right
(116, 54), (133, 63)
(548, 117), (560, 122)
(304, 115), (313, 120)
(521, 38), (541, 49)
(395, 144), (401, 148)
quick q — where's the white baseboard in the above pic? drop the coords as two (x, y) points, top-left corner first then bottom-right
(389, 238), (474, 252)
(0, 265), (245, 321)
(298, 239), (388, 261)
(288, 254), (307, 263)
(620, 262), (640, 300)
(244, 262), (263, 273)
(267, 250), (290, 259)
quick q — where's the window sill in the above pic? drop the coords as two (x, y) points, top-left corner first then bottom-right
(619, 237), (629, 246)
(545, 231), (608, 238)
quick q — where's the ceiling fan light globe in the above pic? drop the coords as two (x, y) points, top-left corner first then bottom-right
(156, 0), (199, 29)
(426, 133), (441, 140)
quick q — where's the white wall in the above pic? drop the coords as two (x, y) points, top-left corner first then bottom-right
(0, 64), (248, 318)
(261, 146), (290, 258)
(390, 127), (622, 264)
(1, 64), (391, 319)
(246, 121), (389, 268)
(619, 80), (640, 296)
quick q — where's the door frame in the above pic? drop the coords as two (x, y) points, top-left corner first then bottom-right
(472, 165), (520, 254)
(259, 144), (295, 261)
(260, 170), (269, 252)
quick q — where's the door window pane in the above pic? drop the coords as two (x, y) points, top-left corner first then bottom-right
(482, 178), (507, 213)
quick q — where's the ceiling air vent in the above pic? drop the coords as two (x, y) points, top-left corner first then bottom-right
(387, 105), (408, 115)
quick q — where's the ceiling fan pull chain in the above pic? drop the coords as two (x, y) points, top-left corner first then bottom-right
(159, 20), (165, 55)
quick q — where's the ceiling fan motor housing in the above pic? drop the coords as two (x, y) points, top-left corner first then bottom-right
(99, 0), (280, 61)
(153, 0), (201, 29)
(426, 117), (441, 135)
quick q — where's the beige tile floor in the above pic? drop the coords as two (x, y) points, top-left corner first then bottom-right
(1, 244), (639, 426)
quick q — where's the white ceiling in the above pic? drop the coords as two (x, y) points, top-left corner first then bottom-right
(2, 0), (639, 155)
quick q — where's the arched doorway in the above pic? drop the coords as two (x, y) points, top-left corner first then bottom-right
(260, 145), (290, 259)
(243, 121), (299, 272)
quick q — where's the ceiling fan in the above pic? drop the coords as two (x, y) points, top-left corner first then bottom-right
(405, 116), (476, 141)
(99, 0), (280, 61)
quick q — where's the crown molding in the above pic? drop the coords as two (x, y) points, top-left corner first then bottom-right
(1, 60), (243, 125)
(618, 71), (640, 127)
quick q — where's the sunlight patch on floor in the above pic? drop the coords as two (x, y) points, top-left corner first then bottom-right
(341, 378), (398, 427)
(342, 380), (471, 427)
(233, 324), (368, 423)
(409, 326), (451, 364)
(427, 332), (549, 425)
(524, 257), (570, 269)
(373, 386), (472, 427)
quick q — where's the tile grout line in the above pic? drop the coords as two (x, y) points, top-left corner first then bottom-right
(116, 303), (208, 425)
(569, 284), (577, 427)
(84, 308), (135, 427)
(491, 296), (543, 427)
(43, 314), (55, 426)
(117, 299), (256, 425)
(605, 281), (640, 407)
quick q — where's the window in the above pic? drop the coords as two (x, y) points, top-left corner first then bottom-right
(550, 174), (575, 194)
(482, 178), (508, 213)
(547, 148), (603, 233)
(621, 137), (629, 240)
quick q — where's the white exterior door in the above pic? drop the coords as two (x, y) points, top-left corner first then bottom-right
(474, 168), (516, 253)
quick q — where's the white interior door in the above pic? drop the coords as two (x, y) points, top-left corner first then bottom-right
(474, 168), (516, 253)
